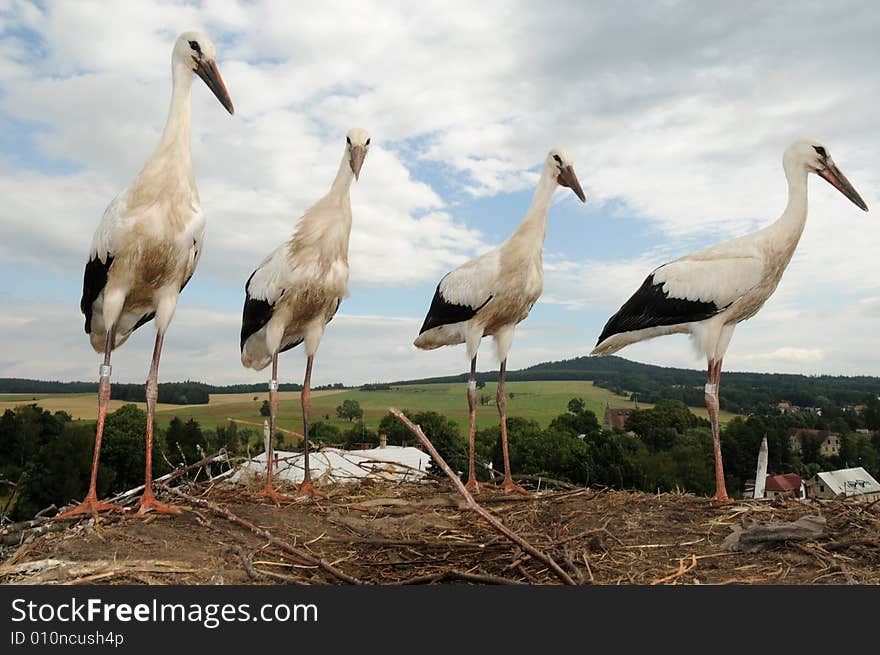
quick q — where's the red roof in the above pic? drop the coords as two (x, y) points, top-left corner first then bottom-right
(765, 473), (803, 493)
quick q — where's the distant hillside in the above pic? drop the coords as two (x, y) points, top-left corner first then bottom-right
(0, 379), (306, 405)
(4, 356), (878, 412)
(391, 356), (880, 413)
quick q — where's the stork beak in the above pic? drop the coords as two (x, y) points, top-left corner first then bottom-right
(194, 59), (235, 115)
(557, 165), (587, 203)
(350, 145), (365, 181)
(818, 159), (868, 212)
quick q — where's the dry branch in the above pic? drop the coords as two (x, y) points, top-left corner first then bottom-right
(106, 449), (229, 506)
(162, 483), (364, 585)
(388, 407), (575, 585)
(651, 554), (698, 585)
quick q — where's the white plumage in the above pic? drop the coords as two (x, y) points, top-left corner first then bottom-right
(414, 148), (587, 494)
(592, 138), (868, 501)
(239, 128), (370, 498)
(62, 31), (234, 519)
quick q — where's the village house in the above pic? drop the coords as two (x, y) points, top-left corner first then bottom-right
(788, 428), (841, 457)
(744, 473), (808, 499)
(764, 473), (807, 499)
(808, 467), (880, 502)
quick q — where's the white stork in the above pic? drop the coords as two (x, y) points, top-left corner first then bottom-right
(240, 129), (370, 500)
(592, 139), (868, 501)
(414, 148), (586, 494)
(59, 32), (234, 519)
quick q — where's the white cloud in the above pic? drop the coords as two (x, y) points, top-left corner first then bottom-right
(1, 1), (879, 383)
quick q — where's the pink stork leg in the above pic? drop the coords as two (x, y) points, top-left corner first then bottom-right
(258, 353), (297, 503)
(297, 354), (322, 498)
(497, 359), (529, 496)
(56, 329), (123, 519)
(705, 357), (731, 502)
(135, 331), (183, 515)
(464, 355), (480, 493)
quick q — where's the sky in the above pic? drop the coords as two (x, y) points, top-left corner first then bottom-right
(0, 0), (879, 387)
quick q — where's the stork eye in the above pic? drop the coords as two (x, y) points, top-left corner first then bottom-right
(553, 154), (562, 164)
(813, 145), (826, 157)
(188, 40), (201, 53)
(365, 138), (370, 146)
(346, 136), (351, 145)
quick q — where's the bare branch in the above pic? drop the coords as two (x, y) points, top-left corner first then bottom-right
(387, 407), (575, 585)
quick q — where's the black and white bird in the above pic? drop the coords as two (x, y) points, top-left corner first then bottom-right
(414, 148), (586, 494)
(240, 129), (370, 500)
(59, 32), (234, 519)
(592, 139), (868, 501)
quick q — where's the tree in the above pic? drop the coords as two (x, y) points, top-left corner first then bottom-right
(309, 421), (343, 445)
(335, 399), (364, 422)
(259, 400), (271, 417)
(101, 404), (169, 493)
(567, 398), (586, 415)
(550, 408), (601, 440)
(381, 410), (465, 473)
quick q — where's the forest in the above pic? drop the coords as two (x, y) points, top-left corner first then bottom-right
(2, 388), (878, 522)
(393, 356), (880, 414)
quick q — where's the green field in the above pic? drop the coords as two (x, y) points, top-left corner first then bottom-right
(1, 382), (737, 440)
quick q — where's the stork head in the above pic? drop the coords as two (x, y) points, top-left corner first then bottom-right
(785, 139), (867, 211)
(174, 31), (234, 115)
(547, 148), (586, 203)
(346, 128), (371, 181)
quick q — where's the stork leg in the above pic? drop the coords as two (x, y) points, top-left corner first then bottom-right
(464, 355), (480, 493)
(497, 359), (529, 496)
(257, 353), (296, 504)
(56, 329), (123, 519)
(705, 358), (731, 502)
(135, 331), (182, 515)
(297, 354), (322, 498)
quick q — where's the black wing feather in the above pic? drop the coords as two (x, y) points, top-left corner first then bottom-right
(132, 311), (156, 332)
(81, 255), (114, 334)
(240, 270), (275, 352)
(418, 281), (492, 335)
(279, 338), (303, 354)
(595, 272), (722, 345)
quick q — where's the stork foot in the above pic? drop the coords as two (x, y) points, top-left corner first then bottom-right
(296, 481), (324, 499)
(55, 495), (124, 521)
(711, 493), (734, 504)
(500, 478), (531, 496)
(256, 484), (298, 505)
(134, 493), (184, 516)
(463, 476), (481, 494)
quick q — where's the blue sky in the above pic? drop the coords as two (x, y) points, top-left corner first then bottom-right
(1, 1), (879, 386)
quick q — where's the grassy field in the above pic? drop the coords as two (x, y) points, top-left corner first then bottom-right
(0, 382), (738, 438)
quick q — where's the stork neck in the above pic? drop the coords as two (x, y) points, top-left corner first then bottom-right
(132, 59), (195, 201)
(156, 61), (194, 164)
(329, 150), (355, 195)
(511, 167), (557, 244)
(770, 162), (810, 243)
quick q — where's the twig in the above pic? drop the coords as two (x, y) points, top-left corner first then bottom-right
(231, 546), (264, 582)
(388, 407), (575, 585)
(105, 449), (228, 506)
(651, 554), (698, 585)
(162, 484), (364, 585)
(396, 569), (526, 585)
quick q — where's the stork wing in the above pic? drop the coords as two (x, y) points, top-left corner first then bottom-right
(418, 251), (498, 334)
(596, 256), (763, 344)
(240, 246), (291, 351)
(81, 194), (129, 333)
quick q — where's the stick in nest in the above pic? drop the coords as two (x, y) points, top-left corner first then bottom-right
(651, 554), (698, 585)
(162, 484), (364, 585)
(388, 407), (575, 586)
